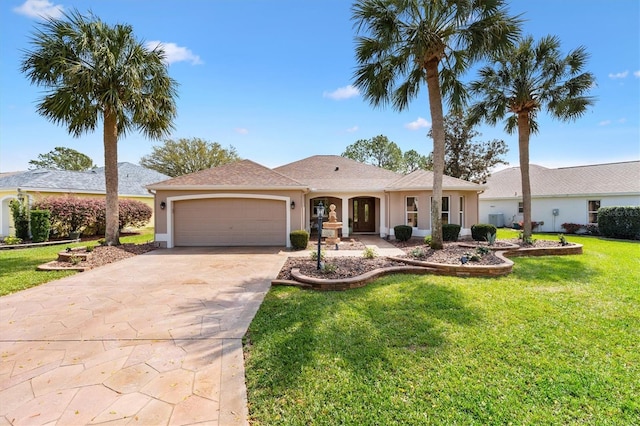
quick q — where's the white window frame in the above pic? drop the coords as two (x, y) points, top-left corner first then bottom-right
(430, 196), (450, 228)
(459, 196), (464, 226)
(406, 196), (418, 228)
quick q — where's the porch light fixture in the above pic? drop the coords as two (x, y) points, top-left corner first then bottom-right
(160, 201), (166, 210)
(316, 201), (325, 270)
(290, 200), (295, 210)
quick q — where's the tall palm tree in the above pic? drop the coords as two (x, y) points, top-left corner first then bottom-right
(352, 0), (521, 249)
(21, 10), (178, 245)
(468, 35), (595, 240)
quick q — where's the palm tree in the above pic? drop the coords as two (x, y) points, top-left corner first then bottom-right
(21, 10), (178, 245)
(352, 0), (521, 249)
(468, 35), (595, 240)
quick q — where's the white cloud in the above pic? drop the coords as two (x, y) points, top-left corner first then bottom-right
(235, 128), (249, 135)
(608, 71), (628, 79)
(13, 0), (63, 19)
(145, 41), (202, 65)
(634, 70), (640, 78)
(345, 126), (359, 133)
(323, 85), (359, 100)
(405, 117), (431, 130)
(598, 120), (611, 126)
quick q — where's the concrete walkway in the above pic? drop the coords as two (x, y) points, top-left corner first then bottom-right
(0, 247), (286, 425)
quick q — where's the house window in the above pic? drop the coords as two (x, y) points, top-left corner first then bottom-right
(518, 201), (524, 213)
(406, 197), (418, 227)
(442, 196), (450, 225)
(459, 196), (464, 226)
(430, 196), (450, 226)
(588, 200), (601, 223)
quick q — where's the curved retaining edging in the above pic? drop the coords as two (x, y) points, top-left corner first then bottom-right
(272, 243), (583, 291)
(502, 243), (583, 257)
(388, 254), (514, 278)
(280, 266), (435, 291)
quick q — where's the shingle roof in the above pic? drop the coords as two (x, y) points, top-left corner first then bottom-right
(480, 161), (640, 199)
(274, 155), (401, 191)
(387, 169), (486, 191)
(0, 162), (169, 197)
(147, 159), (306, 189)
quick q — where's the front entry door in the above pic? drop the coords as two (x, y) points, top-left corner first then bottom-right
(353, 197), (375, 232)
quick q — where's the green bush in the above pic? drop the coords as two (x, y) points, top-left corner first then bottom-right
(471, 223), (497, 241)
(394, 225), (413, 242)
(30, 210), (51, 243)
(9, 198), (30, 240)
(442, 224), (461, 241)
(362, 247), (377, 259)
(597, 206), (640, 240)
(290, 230), (309, 250)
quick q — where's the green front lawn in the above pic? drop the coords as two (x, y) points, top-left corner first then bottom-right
(245, 233), (640, 425)
(0, 228), (154, 296)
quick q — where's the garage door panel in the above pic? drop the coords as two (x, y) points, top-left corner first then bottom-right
(174, 198), (286, 246)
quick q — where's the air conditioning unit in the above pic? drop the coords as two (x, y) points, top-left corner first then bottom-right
(488, 213), (505, 228)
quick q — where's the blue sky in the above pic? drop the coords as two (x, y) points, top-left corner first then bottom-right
(1, 0), (638, 173)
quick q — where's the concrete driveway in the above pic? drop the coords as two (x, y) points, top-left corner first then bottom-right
(0, 247), (286, 425)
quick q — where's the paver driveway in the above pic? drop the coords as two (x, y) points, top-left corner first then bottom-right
(0, 247), (286, 425)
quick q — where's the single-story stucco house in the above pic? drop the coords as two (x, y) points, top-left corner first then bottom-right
(479, 161), (640, 232)
(0, 162), (168, 237)
(147, 155), (486, 248)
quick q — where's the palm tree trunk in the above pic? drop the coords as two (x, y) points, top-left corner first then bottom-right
(425, 60), (444, 249)
(103, 109), (120, 246)
(517, 112), (532, 240)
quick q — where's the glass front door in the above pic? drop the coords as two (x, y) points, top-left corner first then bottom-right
(353, 197), (375, 232)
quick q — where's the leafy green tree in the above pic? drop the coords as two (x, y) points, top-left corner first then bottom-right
(21, 10), (178, 245)
(140, 138), (241, 177)
(352, 0), (521, 249)
(402, 149), (430, 174)
(28, 146), (95, 171)
(426, 111), (508, 183)
(342, 135), (403, 172)
(468, 35), (595, 239)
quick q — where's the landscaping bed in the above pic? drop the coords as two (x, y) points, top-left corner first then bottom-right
(37, 243), (157, 271)
(276, 236), (581, 287)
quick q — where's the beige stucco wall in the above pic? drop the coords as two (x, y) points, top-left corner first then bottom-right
(387, 190), (480, 236)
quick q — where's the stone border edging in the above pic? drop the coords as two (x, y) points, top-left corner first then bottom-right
(37, 261), (87, 272)
(273, 242), (583, 291)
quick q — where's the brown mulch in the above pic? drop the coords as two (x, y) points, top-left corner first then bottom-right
(277, 256), (407, 281)
(44, 243), (157, 270)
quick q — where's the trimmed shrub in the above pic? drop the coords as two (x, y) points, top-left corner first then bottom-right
(9, 198), (30, 240)
(471, 223), (497, 242)
(30, 210), (51, 243)
(442, 224), (461, 241)
(561, 223), (582, 234)
(290, 230), (309, 250)
(33, 196), (152, 237)
(597, 206), (640, 240)
(394, 225), (412, 242)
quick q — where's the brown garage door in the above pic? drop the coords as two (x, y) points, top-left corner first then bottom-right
(174, 198), (286, 246)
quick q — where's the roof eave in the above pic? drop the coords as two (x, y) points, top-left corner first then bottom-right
(146, 184), (309, 191)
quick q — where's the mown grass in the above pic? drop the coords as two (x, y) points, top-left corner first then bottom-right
(245, 232), (640, 425)
(0, 227), (154, 296)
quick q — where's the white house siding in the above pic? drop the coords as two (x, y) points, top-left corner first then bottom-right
(480, 194), (640, 232)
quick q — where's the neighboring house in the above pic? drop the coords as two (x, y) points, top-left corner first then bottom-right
(0, 162), (168, 237)
(479, 161), (640, 232)
(147, 155), (485, 248)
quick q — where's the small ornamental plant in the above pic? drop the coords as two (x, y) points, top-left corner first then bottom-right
(362, 247), (377, 259)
